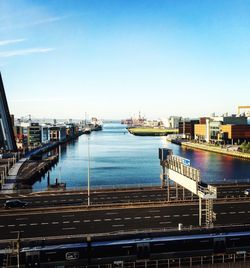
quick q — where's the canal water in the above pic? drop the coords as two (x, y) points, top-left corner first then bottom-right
(33, 123), (250, 191)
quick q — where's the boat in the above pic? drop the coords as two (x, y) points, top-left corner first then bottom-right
(87, 117), (103, 131)
(82, 127), (91, 134)
(47, 178), (66, 190)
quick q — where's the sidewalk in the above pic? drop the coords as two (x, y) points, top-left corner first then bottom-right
(1, 158), (28, 192)
(181, 142), (250, 160)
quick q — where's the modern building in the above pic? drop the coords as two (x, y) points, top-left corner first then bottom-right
(50, 126), (67, 142)
(0, 73), (17, 151)
(179, 119), (199, 139)
(194, 115), (250, 144)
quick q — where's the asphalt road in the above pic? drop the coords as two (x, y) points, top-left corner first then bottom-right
(1, 200), (250, 241)
(0, 185), (248, 209)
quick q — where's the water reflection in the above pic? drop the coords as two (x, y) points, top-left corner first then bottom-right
(33, 123), (250, 191)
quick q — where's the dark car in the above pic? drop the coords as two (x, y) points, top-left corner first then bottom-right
(4, 199), (29, 209)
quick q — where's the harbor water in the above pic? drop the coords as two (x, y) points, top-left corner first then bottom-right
(33, 123), (250, 191)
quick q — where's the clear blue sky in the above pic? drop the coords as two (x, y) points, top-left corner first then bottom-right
(0, 0), (250, 120)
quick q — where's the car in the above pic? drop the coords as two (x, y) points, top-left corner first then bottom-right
(4, 199), (29, 209)
(244, 189), (250, 196)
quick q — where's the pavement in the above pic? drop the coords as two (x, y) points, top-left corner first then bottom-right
(1, 158), (27, 192)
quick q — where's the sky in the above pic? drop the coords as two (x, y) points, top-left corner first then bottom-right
(0, 0), (250, 120)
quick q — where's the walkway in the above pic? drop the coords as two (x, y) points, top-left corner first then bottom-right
(1, 158), (27, 192)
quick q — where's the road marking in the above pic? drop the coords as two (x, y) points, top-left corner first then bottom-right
(16, 218), (28, 221)
(149, 210), (160, 213)
(192, 214), (198, 216)
(61, 199), (66, 202)
(114, 218), (122, 221)
(154, 216), (161, 219)
(41, 222), (49, 225)
(163, 215), (170, 218)
(182, 214), (189, 217)
(230, 212), (236, 214)
(62, 214), (75, 218)
(8, 225), (15, 227)
(52, 222), (59, 225)
(83, 220), (90, 223)
(106, 212), (118, 215)
(220, 212), (227, 215)
(62, 227), (76, 230)
(124, 217), (131, 220)
(63, 221), (70, 224)
(19, 224), (27, 227)
(0, 225), (4, 228)
(173, 215), (180, 217)
(94, 219), (101, 222)
(73, 220), (80, 223)
(104, 219), (111, 221)
(112, 224), (124, 227)
(134, 217), (141, 220)
(159, 222), (171, 224)
(30, 223), (38, 226)
(144, 216), (151, 219)
(35, 201), (41, 203)
(239, 211), (245, 214)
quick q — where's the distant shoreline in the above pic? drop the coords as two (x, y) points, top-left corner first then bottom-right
(127, 127), (178, 136)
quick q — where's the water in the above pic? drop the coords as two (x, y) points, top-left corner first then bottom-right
(33, 123), (250, 191)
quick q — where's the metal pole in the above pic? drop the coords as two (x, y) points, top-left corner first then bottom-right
(199, 197), (202, 226)
(87, 136), (90, 206)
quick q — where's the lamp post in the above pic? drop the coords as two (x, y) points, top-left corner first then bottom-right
(87, 136), (90, 206)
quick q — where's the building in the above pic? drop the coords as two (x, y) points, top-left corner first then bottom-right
(179, 120), (199, 139)
(162, 116), (181, 129)
(0, 73), (17, 151)
(41, 125), (50, 144)
(27, 123), (41, 148)
(50, 126), (67, 142)
(13, 125), (28, 151)
(194, 115), (250, 144)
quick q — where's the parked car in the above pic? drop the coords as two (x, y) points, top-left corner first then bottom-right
(4, 199), (29, 209)
(244, 189), (250, 196)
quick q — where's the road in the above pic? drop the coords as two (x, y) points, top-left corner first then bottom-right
(1, 200), (250, 241)
(0, 185), (248, 209)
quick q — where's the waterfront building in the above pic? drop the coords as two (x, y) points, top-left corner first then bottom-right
(194, 115), (250, 144)
(179, 119), (199, 139)
(13, 125), (28, 151)
(41, 125), (50, 144)
(164, 116), (182, 129)
(27, 123), (41, 149)
(49, 126), (67, 142)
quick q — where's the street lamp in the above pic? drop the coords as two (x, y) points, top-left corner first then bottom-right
(87, 136), (90, 206)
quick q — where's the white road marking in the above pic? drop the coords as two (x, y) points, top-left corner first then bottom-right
(220, 212), (227, 215)
(73, 220), (80, 223)
(159, 222), (171, 224)
(62, 227), (76, 230)
(230, 212), (236, 214)
(16, 218), (28, 221)
(154, 216), (161, 219)
(41, 222), (49, 225)
(114, 218), (122, 221)
(106, 212), (118, 215)
(182, 214), (189, 217)
(163, 215), (170, 218)
(83, 220), (90, 223)
(104, 219), (111, 221)
(239, 211), (245, 214)
(8, 225), (15, 227)
(144, 216), (151, 219)
(134, 217), (141, 220)
(94, 219), (101, 222)
(52, 222), (59, 225)
(19, 224), (27, 227)
(30, 223), (38, 226)
(124, 217), (131, 220)
(173, 215), (180, 217)
(0, 225), (4, 228)
(112, 224), (124, 227)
